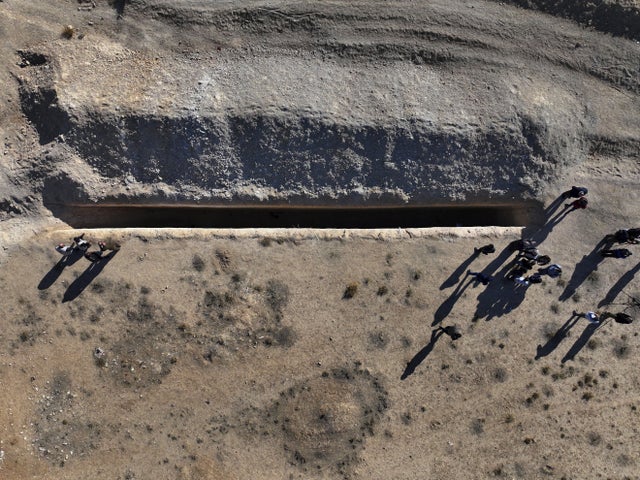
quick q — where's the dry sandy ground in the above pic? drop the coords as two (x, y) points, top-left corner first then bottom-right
(1, 1), (640, 479)
(1, 174), (639, 480)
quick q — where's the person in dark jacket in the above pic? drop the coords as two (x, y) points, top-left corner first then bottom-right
(437, 325), (462, 340)
(601, 249), (633, 259)
(474, 244), (496, 255)
(468, 271), (493, 285)
(562, 186), (588, 198)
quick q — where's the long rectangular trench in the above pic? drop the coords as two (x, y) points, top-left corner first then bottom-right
(48, 203), (542, 229)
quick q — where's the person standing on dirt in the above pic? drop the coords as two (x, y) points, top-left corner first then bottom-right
(609, 229), (630, 244)
(612, 312), (633, 324)
(516, 245), (540, 261)
(527, 273), (543, 284)
(539, 263), (562, 278)
(468, 270), (492, 285)
(73, 233), (90, 251)
(509, 238), (535, 253)
(573, 310), (600, 325)
(601, 248), (633, 259)
(565, 197), (588, 211)
(609, 228), (640, 244)
(84, 249), (104, 263)
(436, 325), (462, 340)
(474, 244), (495, 255)
(55, 243), (74, 256)
(562, 186), (588, 199)
(98, 241), (121, 252)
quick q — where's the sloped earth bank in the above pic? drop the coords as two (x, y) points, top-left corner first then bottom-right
(1, 0), (639, 221)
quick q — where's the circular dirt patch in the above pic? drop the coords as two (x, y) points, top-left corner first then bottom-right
(274, 366), (388, 473)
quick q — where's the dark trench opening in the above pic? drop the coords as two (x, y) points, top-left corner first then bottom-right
(48, 204), (542, 229)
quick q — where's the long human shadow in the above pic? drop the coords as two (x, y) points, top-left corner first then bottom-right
(478, 244), (514, 277)
(559, 236), (613, 302)
(542, 194), (566, 218)
(524, 205), (574, 245)
(37, 250), (85, 290)
(598, 261), (640, 308)
(440, 252), (479, 290)
(561, 322), (599, 363)
(473, 258), (528, 321)
(62, 251), (118, 303)
(401, 329), (444, 380)
(535, 314), (580, 359)
(433, 276), (473, 326)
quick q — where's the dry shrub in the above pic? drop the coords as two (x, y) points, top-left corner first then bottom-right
(259, 237), (272, 247)
(492, 367), (508, 383)
(192, 254), (205, 272)
(343, 282), (359, 299)
(61, 25), (75, 39)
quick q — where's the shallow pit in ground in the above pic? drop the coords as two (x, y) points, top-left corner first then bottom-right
(48, 203), (543, 229)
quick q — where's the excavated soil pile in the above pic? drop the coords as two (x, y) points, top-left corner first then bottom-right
(2, 0), (639, 223)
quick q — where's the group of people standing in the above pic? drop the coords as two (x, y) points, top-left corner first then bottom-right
(55, 233), (119, 263)
(439, 185), (635, 341)
(563, 185), (589, 211)
(468, 240), (562, 288)
(600, 227), (639, 259)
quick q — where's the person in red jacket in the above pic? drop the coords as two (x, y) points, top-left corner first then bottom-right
(565, 197), (588, 210)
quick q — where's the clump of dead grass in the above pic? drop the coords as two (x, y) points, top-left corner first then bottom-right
(61, 25), (75, 39)
(343, 282), (359, 299)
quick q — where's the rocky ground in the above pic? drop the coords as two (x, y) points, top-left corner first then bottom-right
(1, 0), (640, 479)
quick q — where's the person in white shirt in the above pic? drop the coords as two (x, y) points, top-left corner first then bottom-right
(55, 243), (73, 256)
(73, 233), (91, 251)
(573, 310), (600, 325)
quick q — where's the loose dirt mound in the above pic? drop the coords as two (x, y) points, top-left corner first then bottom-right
(2, 0), (639, 216)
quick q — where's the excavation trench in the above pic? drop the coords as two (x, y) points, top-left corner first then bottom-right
(49, 203), (542, 229)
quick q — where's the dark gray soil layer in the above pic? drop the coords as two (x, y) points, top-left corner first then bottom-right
(498, 0), (640, 40)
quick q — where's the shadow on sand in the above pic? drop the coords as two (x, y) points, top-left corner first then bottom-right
(439, 252), (479, 290)
(401, 329), (444, 380)
(62, 251), (118, 303)
(535, 313), (580, 360)
(37, 250), (85, 290)
(598, 261), (640, 308)
(559, 236), (613, 302)
(522, 194), (570, 245)
(478, 244), (514, 277)
(543, 194), (566, 218)
(561, 322), (599, 363)
(473, 254), (529, 321)
(433, 276), (473, 326)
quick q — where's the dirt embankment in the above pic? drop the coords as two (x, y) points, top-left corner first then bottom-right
(1, 0), (638, 219)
